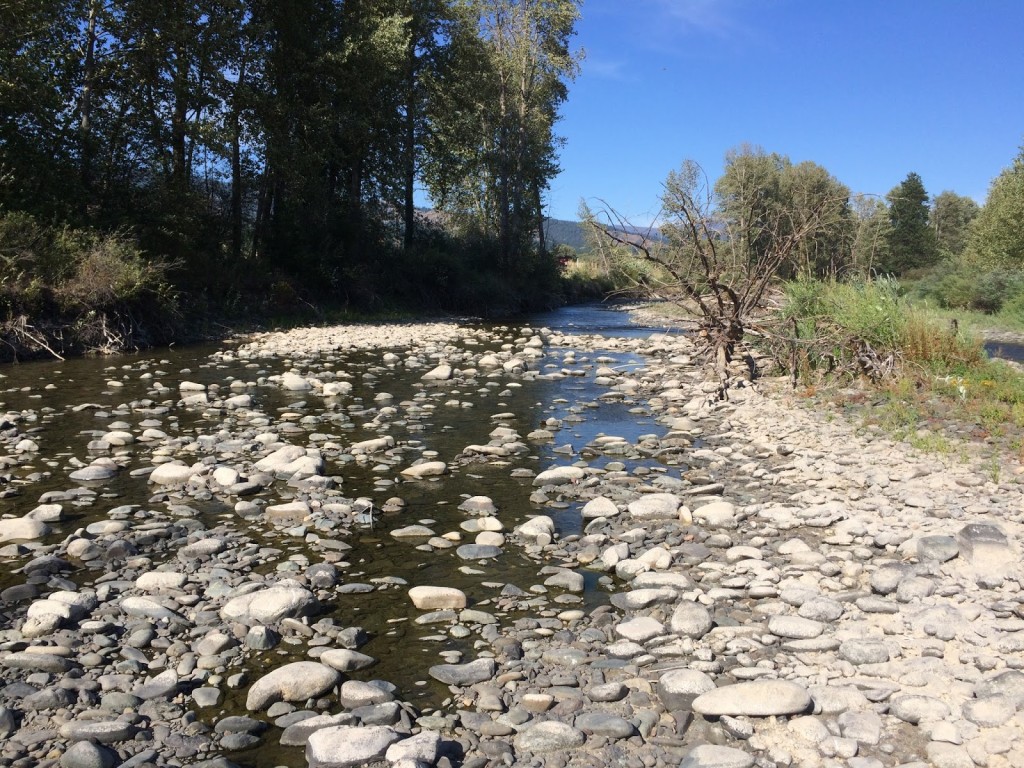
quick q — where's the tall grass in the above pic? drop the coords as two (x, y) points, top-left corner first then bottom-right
(776, 277), (984, 379)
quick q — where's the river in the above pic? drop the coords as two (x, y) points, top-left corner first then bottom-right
(0, 303), (678, 767)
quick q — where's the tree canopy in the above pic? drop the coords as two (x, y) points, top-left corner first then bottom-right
(930, 190), (979, 257)
(964, 147), (1024, 270)
(0, 0), (581, 313)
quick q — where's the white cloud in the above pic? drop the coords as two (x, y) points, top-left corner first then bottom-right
(646, 0), (745, 38)
(584, 56), (629, 81)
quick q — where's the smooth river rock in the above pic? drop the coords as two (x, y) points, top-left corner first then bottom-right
(408, 586), (467, 610)
(692, 680), (812, 717)
(246, 662), (341, 711)
(306, 725), (402, 768)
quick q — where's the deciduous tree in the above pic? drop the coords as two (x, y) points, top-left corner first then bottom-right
(964, 147), (1024, 270)
(930, 190), (979, 257)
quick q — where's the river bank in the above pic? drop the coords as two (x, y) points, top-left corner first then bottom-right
(1, 309), (1023, 768)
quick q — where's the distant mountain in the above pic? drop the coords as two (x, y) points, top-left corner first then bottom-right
(544, 217), (663, 253)
(543, 217), (590, 250)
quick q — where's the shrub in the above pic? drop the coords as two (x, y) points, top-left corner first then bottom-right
(775, 277), (983, 380)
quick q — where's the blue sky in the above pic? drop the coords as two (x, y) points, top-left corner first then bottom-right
(546, 0), (1024, 223)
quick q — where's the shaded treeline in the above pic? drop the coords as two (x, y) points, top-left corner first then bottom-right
(0, 0), (582, 354)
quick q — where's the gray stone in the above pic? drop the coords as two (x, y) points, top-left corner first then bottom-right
(220, 583), (318, 625)
(132, 669), (179, 699)
(280, 713), (357, 746)
(839, 639), (890, 665)
(693, 680), (811, 717)
(428, 658), (496, 686)
(59, 720), (138, 743)
(869, 565), (908, 595)
(455, 544), (502, 560)
(385, 731), (441, 764)
(305, 725), (402, 768)
(408, 586), (466, 610)
(513, 721), (586, 753)
(533, 466), (585, 486)
(587, 682), (628, 702)
(1, 651), (76, 673)
(246, 662), (341, 711)
(975, 670), (1024, 708)
(692, 501), (738, 528)
(148, 462), (195, 485)
(69, 465), (116, 482)
(581, 497), (619, 519)
(544, 569), (584, 592)
(680, 744), (755, 768)
(962, 695), (1015, 727)
(838, 711), (882, 745)
(614, 616), (665, 643)
(352, 702), (401, 726)
(339, 680), (395, 708)
(60, 741), (119, 768)
(658, 668), (717, 710)
(926, 742), (975, 768)
(215, 716), (267, 735)
(120, 596), (185, 623)
(574, 712), (635, 739)
(319, 649), (376, 672)
(610, 588), (678, 611)
(0, 517), (50, 542)
(797, 597), (844, 622)
(956, 523), (1012, 586)
(400, 461), (448, 479)
(627, 493), (681, 520)
(889, 695), (950, 724)
(670, 601), (714, 638)
(767, 615), (824, 639)
(193, 688), (222, 707)
(917, 535), (959, 563)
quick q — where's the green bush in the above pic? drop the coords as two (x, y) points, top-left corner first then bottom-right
(0, 210), (179, 353)
(909, 258), (1024, 313)
(776, 277), (983, 379)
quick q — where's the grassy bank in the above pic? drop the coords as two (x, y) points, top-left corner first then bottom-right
(774, 278), (1024, 470)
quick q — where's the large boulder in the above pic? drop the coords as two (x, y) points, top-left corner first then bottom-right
(0, 517), (50, 543)
(246, 662), (341, 711)
(306, 726), (402, 768)
(692, 680), (811, 717)
(220, 582), (318, 625)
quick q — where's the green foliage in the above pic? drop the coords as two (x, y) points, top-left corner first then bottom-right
(964, 146), (1024, 270)
(881, 172), (939, 274)
(423, 0), (582, 269)
(0, 210), (177, 354)
(714, 146), (853, 278)
(930, 190), (979, 256)
(776, 277), (983, 380)
(849, 195), (892, 275)
(908, 259), (1024, 314)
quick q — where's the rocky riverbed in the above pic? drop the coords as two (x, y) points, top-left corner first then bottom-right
(1, 311), (1023, 768)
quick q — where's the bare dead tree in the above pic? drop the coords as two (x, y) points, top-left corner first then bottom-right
(583, 160), (851, 390)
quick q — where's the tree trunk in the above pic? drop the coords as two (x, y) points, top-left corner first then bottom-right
(80, 0), (99, 201)
(403, 35), (417, 252)
(230, 54), (250, 263)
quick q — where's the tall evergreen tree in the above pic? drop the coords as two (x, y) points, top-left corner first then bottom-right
(882, 172), (938, 274)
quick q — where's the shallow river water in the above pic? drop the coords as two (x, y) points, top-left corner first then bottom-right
(0, 304), (689, 767)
